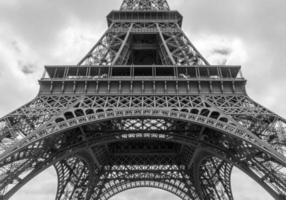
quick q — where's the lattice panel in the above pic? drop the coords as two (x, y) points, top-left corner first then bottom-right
(0, 115), (286, 199)
(198, 157), (233, 200)
(0, 96), (79, 152)
(78, 21), (209, 66)
(78, 25), (129, 66)
(55, 157), (92, 200)
(120, 0), (170, 11)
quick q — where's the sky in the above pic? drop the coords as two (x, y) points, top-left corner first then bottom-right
(0, 0), (285, 199)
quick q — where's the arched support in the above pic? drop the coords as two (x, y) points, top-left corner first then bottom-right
(1, 108), (286, 199)
(98, 181), (196, 200)
(0, 147), (96, 200)
(88, 157), (200, 200)
(55, 154), (95, 200)
(196, 154), (233, 200)
(191, 147), (286, 200)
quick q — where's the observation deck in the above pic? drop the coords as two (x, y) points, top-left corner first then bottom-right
(39, 65), (246, 95)
(107, 11), (183, 27)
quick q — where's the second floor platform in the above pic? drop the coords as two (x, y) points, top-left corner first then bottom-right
(39, 65), (246, 96)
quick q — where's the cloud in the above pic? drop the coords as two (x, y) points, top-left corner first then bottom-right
(212, 48), (232, 56)
(50, 18), (105, 65)
(10, 40), (21, 53)
(189, 34), (247, 66)
(10, 167), (57, 200)
(173, 0), (286, 117)
(232, 168), (273, 200)
(168, 0), (286, 117)
(168, 0), (186, 8)
(0, 0), (285, 200)
(20, 63), (37, 74)
(0, 24), (44, 115)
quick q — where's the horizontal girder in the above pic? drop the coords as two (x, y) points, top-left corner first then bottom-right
(78, 22), (207, 66)
(120, 0), (170, 11)
(0, 114), (285, 199)
(0, 94), (286, 200)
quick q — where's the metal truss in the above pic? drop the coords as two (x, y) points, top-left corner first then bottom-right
(1, 0), (286, 199)
(120, 0), (170, 11)
(55, 155), (96, 200)
(0, 95), (286, 199)
(78, 22), (208, 66)
(157, 23), (209, 65)
(78, 24), (129, 66)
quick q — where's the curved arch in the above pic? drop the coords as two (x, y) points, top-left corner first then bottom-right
(99, 180), (197, 200)
(192, 147), (285, 200)
(192, 153), (233, 199)
(6, 131), (286, 200)
(3, 108), (282, 164)
(1, 109), (286, 199)
(54, 155), (95, 200)
(64, 111), (74, 120)
(4, 134), (280, 199)
(74, 109), (85, 117)
(0, 132), (281, 200)
(46, 108), (286, 165)
(1, 149), (96, 199)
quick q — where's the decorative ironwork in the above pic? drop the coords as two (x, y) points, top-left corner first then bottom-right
(120, 0), (170, 11)
(0, 0), (286, 200)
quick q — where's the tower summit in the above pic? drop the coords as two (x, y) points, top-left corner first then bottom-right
(120, 0), (170, 10)
(0, 0), (286, 200)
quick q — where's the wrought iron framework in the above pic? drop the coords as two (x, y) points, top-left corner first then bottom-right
(120, 0), (170, 11)
(1, 0), (286, 199)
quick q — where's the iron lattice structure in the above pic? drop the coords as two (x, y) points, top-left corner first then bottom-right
(1, 0), (286, 199)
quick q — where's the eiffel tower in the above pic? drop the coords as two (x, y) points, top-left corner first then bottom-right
(1, 0), (286, 199)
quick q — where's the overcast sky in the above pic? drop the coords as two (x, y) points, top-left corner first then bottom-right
(1, 0), (285, 199)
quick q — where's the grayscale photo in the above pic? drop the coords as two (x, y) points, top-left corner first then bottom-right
(0, 0), (285, 200)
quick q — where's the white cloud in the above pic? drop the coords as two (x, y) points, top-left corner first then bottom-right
(10, 168), (57, 200)
(189, 34), (248, 65)
(51, 18), (105, 65)
(0, 0), (285, 200)
(168, 0), (186, 9)
(232, 168), (273, 200)
(0, 24), (41, 115)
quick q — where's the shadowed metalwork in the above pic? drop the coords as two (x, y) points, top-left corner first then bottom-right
(0, 0), (286, 199)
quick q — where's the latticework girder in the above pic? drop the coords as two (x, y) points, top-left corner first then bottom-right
(0, 96), (286, 199)
(78, 22), (208, 66)
(120, 0), (170, 11)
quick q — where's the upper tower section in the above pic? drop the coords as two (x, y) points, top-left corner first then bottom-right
(106, 0), (182, 28)
(120, 0), (170, 11)
(40, 0), (246, 96)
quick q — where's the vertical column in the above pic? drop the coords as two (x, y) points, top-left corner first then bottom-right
(55, 156), (95, 200)
(156, 23), (176, 65)
(111, 23), (134, 65)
